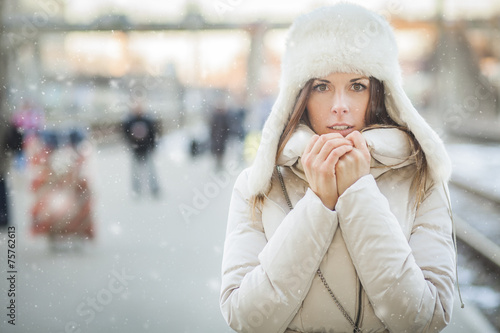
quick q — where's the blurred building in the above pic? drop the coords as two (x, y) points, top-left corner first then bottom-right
(0, 0), (499, 140)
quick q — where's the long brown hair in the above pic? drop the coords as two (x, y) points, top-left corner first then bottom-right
(251, 77), (429, 216)
(362, 78), (429, 207)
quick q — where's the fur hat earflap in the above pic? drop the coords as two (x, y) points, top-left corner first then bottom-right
(248, 3), (451, 197)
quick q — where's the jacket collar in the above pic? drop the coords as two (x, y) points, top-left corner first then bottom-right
(277, 124), (415, 181)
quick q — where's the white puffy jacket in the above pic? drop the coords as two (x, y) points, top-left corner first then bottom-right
(220, 127), (455, 333)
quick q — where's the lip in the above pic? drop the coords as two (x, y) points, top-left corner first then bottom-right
(327, 123), (355, 137)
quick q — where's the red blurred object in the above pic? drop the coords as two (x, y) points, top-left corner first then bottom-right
(29, 135), (95, 243)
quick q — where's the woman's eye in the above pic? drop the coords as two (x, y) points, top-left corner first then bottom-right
(352, 83), (367, 91)
(313, 84), (328, 92)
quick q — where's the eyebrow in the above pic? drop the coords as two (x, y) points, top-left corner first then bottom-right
(350, 77), (369, 82)
(313, 77), (369, 83)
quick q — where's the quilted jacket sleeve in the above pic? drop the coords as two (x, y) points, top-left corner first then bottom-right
(220, 169), (339, 333)
(336, 175), (455, 333)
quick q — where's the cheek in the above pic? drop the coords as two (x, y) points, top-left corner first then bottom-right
(349, 93), (369, 111)
(351, 99), (368, 130)
(306, 100), (328, 134)
(307, 96), (330, 119)
(351, 95), (369, 123)
(306, 100), (321, 123)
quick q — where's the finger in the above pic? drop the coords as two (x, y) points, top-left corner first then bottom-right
(316, 137), (352, 162)
(346, 131), (368, 151)
(304, 134), (352, 169)
(304, 134), (320, 155)
(347, 132), (371, 162)
(319, 132), (345, 141)
(325, 144), (353, 166)
(307, 135), (333, 158)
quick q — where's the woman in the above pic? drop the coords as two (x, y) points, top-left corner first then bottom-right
(220, 4), (457, 332)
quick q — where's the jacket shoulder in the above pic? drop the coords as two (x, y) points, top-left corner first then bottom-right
(232, 167), (254, 198)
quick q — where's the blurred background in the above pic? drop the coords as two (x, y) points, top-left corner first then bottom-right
(0, 0), (499, 332)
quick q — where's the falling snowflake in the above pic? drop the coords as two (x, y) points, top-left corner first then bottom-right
(108, 222), (123, 236)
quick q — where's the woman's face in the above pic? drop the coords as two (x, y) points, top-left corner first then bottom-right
(306, 72), (370, 137)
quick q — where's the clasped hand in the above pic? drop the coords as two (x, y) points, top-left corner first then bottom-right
(302, 131), (371, 210)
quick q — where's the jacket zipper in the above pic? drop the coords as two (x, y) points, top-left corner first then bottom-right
(354, 278), (363, 330)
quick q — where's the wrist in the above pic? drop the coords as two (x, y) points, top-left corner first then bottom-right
(320, 194), (338, 210)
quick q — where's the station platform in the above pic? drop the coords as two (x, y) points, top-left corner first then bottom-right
(0, 132), (497, 333)
(443, 292), (498, 333)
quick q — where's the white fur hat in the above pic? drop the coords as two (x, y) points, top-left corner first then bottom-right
(248, 3), (451, 196)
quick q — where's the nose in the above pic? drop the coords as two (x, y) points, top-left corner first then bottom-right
(330, 91), (349, 114)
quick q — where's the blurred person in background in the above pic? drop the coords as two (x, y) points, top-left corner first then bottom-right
(0, 120), (23, 229)
(12, 101), (44, 171)
(122, 104), (160, 198)
(227, 100), (248, 164)
(220, 4), (457, 332)
(210, 99), (231, 171)
(224, 100), (247, 164)
(13, 101), (44, 136)
(227, 94), (248, 142)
